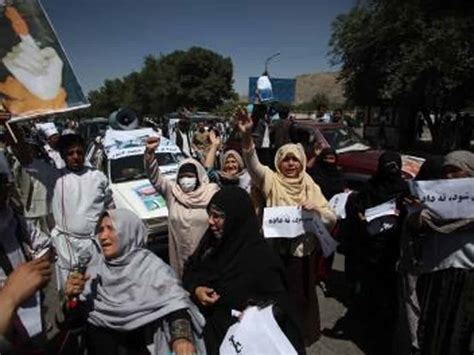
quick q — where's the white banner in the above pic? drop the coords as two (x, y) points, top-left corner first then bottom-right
(104, 128), (180, 160)
(328, 191), (352, 220)
(364, 199), (398, 222)
(409, 178), (474, 219)
(263, 206), (338, 257)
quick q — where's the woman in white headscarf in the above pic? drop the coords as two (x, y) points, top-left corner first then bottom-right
(65, 209), (206, 355)
(204, 130), (252, 193)
(144, 136), (219, 277)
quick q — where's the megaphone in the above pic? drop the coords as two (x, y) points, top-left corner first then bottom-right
(109, 108), (139, 130)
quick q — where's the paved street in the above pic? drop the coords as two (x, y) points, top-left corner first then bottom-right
(307, 253), (364, 355)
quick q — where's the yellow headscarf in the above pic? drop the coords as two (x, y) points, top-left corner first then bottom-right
(262, 143), (326, 207)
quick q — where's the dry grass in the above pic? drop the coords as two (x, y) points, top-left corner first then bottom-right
(295, 71), (345, 105)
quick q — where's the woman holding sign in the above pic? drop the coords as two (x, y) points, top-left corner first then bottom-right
(236, 107), (337, 345)
(343, 151), (409, 354)
(183, 187), (305, 354)
(413, 150), (474, 355)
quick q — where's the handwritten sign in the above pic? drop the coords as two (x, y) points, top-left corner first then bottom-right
(220, 306), (297, 355)
(263, 206), (312, 238)
(364, 199), (398, 222)
(263, 206), (339, 257)
(329, 191), (352, 219)
(409, 178), (474, 219)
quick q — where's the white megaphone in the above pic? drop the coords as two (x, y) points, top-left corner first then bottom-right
(109, 108), (139, 130)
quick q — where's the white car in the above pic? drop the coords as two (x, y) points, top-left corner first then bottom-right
(88, 128), (184, 258)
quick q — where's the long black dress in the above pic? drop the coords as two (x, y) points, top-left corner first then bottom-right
(343, 152), (409, 354)
(183, 186), (305, 354)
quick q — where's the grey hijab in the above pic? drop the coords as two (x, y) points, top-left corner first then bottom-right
(421, 151), (474, 233)
(88, 209), (205, 351)
(443, 150), (474, 176)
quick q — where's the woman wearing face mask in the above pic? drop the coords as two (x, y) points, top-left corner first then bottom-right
(145, 136), (219, 277)
(236, 108), (337, 345)
(204, 130), (251, 192)
(183, 187), (305, 354)
(64, 209), (205, 355)
(411, 151), (474, 355)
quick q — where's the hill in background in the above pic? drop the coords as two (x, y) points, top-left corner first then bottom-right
(295, 71), (345, 106)
(239, 71), (345, 106)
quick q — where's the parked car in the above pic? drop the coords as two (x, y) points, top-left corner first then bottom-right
(289, 119), (424, 190)
(78, 117), (109, 145)
(87, 127), (184, 261)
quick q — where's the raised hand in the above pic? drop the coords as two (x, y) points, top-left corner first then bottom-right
(145, 136), (160, 153)
(209, 130), (221, 147)
(235, 106), (253, 134)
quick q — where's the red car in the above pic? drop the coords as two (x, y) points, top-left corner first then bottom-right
(289, 119), (424, 189)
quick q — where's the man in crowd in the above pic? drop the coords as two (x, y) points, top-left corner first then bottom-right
(35, 122), (65, 169)
(0, 149), (52, 353)
(192, 121), (210, 161)
(6, 124), (114, 290)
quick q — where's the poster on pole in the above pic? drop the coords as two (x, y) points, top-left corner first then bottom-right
(0, 0), (88, 121)
(410, 178), (474, 220)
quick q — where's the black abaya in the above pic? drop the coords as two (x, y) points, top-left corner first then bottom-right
(183, 187), (305, 354)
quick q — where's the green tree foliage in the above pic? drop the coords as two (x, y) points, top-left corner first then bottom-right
(88, 47), (235, 118)
(330, 0), (474, 149)
(295, 93), (331, 111)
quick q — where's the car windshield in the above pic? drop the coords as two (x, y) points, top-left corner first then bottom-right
(320, 127), (369, 152)
(110, 153), (181, 183)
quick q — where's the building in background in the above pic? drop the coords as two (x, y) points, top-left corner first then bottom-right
(248, 77), (296, 104)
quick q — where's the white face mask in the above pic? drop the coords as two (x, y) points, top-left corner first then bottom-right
(179, 177), (197, 192)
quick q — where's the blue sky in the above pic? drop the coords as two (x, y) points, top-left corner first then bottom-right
(42, 0), (355, 96)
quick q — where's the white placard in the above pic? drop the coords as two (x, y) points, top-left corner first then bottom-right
(220, 306), (297, 355)
(328, 191), (352, 220)
(410, 178), (474, 220)
(263, 206), (310, 239)
(364, 199), (398, 222)
(263, 206), (338, 257)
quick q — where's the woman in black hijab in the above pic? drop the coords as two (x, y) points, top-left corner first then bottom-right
(358, 151), (408, 208)
(308, 148), (346, 200)
(183, 186), (305, 354)
(342, 151), (410, 354)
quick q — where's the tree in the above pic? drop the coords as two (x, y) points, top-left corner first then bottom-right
(87, 47), (235, 118)
(294, 93), (334, 112)
(330, 0), (474, 150)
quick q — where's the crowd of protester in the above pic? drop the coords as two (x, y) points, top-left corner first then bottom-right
(0, 105), (472, 355)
